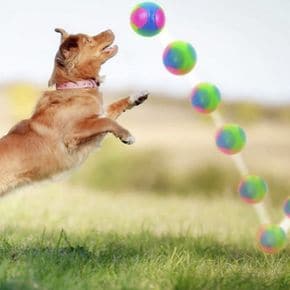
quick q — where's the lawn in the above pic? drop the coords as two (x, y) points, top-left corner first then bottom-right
(0, 184), (289, 290)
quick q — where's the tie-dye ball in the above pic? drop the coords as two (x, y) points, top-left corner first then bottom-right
(130, 2), (165, 37)
(190, 83), (221, 113)
(257, 224), (287, 254)
(215, 124), (246, 155)
(238, 175), (268, 204)
(284, 197), (290, 217)
(163, 41), (197, 75)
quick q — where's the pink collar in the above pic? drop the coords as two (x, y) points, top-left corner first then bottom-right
(56, 79), (99, 90)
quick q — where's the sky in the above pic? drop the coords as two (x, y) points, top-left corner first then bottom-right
(0, 0), (290, 103)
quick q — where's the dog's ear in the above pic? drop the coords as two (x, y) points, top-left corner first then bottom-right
(55, 28), (69, 42)
(56, 36), (79, 67)
(49, 30), (77, 86)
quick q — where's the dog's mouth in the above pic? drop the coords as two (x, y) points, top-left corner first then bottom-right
(102, 43), (117, 52)
(101, 41), (118, 57)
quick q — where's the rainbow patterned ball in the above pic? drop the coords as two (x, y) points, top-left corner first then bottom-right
(130, 2), (165, 37)
(163, 41), (197, 75)
(238, 175), (268, 204)
(257, 224), (287, 254)
(190, 83), (221, 114)
(215, 124), (246, 155)
(284, 197), (290, 218)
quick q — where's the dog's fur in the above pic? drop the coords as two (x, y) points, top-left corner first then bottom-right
(0, 28), (148, 196)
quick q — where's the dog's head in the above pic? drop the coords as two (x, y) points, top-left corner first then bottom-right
(49, 28), (118, 86)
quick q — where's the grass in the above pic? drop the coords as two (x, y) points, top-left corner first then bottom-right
(0, 184), (288, 290)
(0, 230), (289, 290)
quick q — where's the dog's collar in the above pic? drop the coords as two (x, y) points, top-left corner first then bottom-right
(56, 79), (100, 90)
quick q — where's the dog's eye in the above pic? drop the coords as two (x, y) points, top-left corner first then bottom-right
(86, 38), (93, 45)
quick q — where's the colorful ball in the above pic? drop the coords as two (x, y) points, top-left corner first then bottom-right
(215, 124), (246, 155)
(130, 2), (165, 37)
(163, 41), (197, 75)
(238, 175), (268, 204)
(284, 197), (290, 218)
(257, 224), (287, 254)
(190, 83), (221, 114)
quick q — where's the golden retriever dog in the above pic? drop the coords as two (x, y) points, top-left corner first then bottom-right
(0, 28), (149, 196)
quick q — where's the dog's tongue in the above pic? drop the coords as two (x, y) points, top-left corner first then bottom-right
(103, 45), (117, 52)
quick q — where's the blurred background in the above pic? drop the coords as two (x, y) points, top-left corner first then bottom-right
(0, 0), (289, 248)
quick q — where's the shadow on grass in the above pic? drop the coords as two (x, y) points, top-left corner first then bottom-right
(0, 229), (289, 290)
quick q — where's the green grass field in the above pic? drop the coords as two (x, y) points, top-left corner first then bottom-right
(0, 184), (289, 290)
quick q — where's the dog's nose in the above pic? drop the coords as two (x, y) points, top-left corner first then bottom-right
(104, 29), (113, 35)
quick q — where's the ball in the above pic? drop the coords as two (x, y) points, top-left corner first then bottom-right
(257, 224), (287, 254)
(130, 2), (165, 37)
(238, 175), (268, 204)
(215, 124), (246, 155)
(190, 83), (221, 114)
(163, 41), (197, 75)
(284, 197), (290, 218)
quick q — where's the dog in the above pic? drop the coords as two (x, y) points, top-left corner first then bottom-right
(0, 28), (149, 196)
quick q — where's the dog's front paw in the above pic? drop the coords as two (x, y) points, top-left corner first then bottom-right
(121, 135), (135, 145)
(129, 91), (149, 107)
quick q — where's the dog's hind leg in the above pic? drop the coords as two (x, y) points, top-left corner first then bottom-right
(106, 91), (149, 120)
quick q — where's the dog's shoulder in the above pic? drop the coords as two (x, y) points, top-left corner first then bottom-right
(31, 89), (104, 132)
(34, 90), (72, 112)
